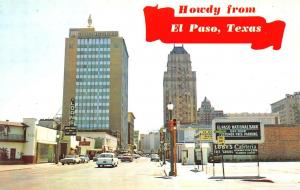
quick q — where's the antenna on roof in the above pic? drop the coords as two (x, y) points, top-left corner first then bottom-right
(88, 14), (92, 27)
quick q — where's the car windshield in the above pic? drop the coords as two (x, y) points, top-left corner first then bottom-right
(65, 155), (75, 158)
(100, 154), (113, 158)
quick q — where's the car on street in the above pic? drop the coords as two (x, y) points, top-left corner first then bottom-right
(132, 154), (141, 159)
(79, 155), (90, 163)
(150, 154), (160, 162)
(93, 154), (102, 162)
(60, 155), (81, 165)
(117, 154), (124, 159)
(96, 153), (118, 167)
(120, 153), (133, 162)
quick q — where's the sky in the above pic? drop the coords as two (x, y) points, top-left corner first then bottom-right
(0, 0), (299, 134)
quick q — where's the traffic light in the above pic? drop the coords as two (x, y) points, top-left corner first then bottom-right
(172, 119), (177, 127)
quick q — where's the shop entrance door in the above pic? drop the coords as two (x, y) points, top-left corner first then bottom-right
(10, 148), (16, 159)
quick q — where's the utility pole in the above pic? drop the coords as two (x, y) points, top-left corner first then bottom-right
(167, 103), (177, 176)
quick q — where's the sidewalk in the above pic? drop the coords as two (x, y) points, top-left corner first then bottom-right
(161, 161), (209, 180)
(0, 163), (58, 172)
(160, 161), (300, 184)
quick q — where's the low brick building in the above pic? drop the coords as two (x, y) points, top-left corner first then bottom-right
(259, 124), (300, 161)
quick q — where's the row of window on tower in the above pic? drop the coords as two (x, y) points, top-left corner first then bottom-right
(77, 38), (111, 45)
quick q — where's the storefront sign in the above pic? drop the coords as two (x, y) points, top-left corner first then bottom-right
(65, 98), (77, 136)
(69, 98), (75, 126)
(64, 126), (77, 136)
(79, 141), (91, 146)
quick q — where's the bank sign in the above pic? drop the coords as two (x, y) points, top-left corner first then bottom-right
(212, 119), (264, 144)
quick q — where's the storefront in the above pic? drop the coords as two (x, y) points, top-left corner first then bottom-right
(36, 143), (56, 163)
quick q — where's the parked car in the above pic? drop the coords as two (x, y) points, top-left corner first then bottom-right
(93, 154), (102, 162)
(96, 153), (118, 167)
(150, 154), (160, 162)
(132, 154), (140, 159)
(60, 155), (81, 165)
(117, 154), (124, 159)
(79, 155), (90, 163)
(120, 153), (133, 162)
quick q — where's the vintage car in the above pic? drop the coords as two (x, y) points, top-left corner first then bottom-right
(60, 155), (81, 165)
(120, 153), (133, 162)
(79, 155), (90, 163)
(93, 154), (102, 162)
(96, 153), (118, 167)
(150, 154), (160, 162)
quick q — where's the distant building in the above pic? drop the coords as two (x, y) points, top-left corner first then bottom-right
(128, 112), (135, 146)
(38, 118), (61, 129)
(271, 92), (300, 124)
(139, 132), (160, 154)
(62, 16), (129, 149)
(163, 46), (197, 125)
(139, 134), (145, 152)
(197, 97), (224, 125)
(221, 113), (280, 124)
(133, 130), (139, 150)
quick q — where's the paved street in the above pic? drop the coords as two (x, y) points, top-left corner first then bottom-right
(0, 157), (173, 190)
(1, 158), (300, 190)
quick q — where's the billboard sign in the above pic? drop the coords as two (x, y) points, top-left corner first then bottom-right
(213, 119), (264, 144)
(213, 144), (258, 156)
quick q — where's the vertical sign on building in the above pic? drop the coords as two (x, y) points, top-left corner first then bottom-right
(69, 98), (75, 126)
(65, 98), (77, 136)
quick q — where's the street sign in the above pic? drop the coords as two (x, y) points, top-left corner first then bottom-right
(64, 125), (77, 136)
(213, 144), (258, 156)
(214, 130), (226, 134)
(217, 136), (225, 145)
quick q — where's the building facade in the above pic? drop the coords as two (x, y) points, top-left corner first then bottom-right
(133, 130), (139, 150)
(139, 132), (160, 154)
(271, 92), (300, 124)
(163, 46), (197, 124)
(259, 124), (300, 161)
(0, 118), (57, 164)
(62, 16), (128, 149)
(197, 97), (224, 125)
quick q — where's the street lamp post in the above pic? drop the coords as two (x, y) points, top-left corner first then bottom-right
(56, 133), (60, 164)
(167, 103), (177, 176)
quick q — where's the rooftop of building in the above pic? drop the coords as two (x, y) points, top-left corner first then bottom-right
(225, 113), (279, 117)
(271, 91), (300, 106)
(0, 120), (27, 127)
(170, 45), (188, 54)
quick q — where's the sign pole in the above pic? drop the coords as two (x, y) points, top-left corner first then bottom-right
(212, 144), (215, 177)
(257, 149), (260, 177)
(200, 139), (203, 171)
(221, 149), (225, 179)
